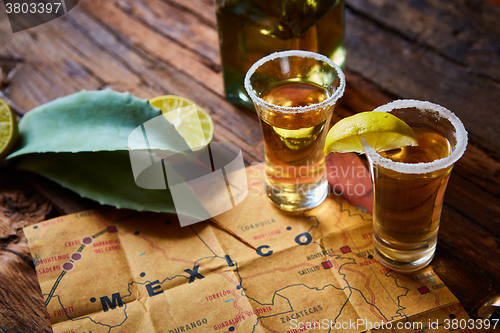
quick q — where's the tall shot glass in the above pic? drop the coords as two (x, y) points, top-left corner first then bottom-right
(244, 51), (345, 212)
(362, 100), (468, 272)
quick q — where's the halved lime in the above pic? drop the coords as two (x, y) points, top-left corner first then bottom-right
(0, 98), (18, 160)
(324, 111), (417, 154)
(150, 95), (214, 151)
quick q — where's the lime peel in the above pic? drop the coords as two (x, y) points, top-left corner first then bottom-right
(0, 98), (18, 161)
(149, 95), (214, 151)
(324, 111), (417, 154)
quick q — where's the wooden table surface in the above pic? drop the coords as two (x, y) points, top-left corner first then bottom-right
(1, 0), (499, 331)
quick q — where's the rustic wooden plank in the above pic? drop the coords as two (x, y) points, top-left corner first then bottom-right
(342, 72), (394, 113)
(455, 144), (500, 196)
(79, 0), (224, 95)
(439, 204), (500, 279)
(344, 3), (500, 153)
(0, 21), (156, 110)
(0, 242), (51, 332)
(0, 170), (53, 238)
(0, 169), (52, 332)
(116, 0), (220, 67)
(346, 0), (500, 80)
(166, 0), (217, 28)
(433, 244), (498, 314)
(445, 172), (500, 235)
(0, 35), (100, 110)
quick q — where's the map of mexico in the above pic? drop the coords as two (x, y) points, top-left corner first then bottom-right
(24, 164), (470, 332)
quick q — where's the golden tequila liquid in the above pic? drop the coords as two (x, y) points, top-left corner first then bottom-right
(372, 127), (452, 270)
(245, 50), (345, 212)
(216, 0), (345, 108)
(259, 82), (333, 211)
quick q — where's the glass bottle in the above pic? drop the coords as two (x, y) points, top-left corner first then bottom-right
(216, 0), (345, 109)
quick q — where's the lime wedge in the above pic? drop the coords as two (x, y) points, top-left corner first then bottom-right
(324, 111), (417, 154)
(0, 98), (18, 160)
(150, 95), (214, 151)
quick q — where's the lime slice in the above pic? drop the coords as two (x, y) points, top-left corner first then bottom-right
(0, 98), (18, 160)
(150, 95), (214, 151)
(324, 111), (417, 154)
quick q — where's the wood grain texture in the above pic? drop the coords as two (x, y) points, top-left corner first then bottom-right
(344, 2), (500, 154)
(0, 170), (52, 331)
(347, 0), (500, 80)
(0, 0), (498, 331)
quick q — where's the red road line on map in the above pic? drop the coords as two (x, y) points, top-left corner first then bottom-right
(341, 266), (386, 321)
(224, 289), (268, 333)
(241, 262), (318, 280)
(123, 232), (193, 265)
(126, 229), (260, 325)
(136, 232), (249, 287)
(248, 181), (265, 195)
(122, 231), (243, 286)
(332, 204), (373, 251)
(230, 289), (247, 322)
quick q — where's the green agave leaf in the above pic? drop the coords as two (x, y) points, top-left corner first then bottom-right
(16, 151), (179, 212)
(8, 89), (188, 157)
(6, 89), (205, 215)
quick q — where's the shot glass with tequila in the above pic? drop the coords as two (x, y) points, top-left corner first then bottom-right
(362, 100), (468, 272)
(245, 50), (345, 212)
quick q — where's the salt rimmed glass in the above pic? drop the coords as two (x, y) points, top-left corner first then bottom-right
(362, 100), (468, 272)
(245, 50), (345, 212)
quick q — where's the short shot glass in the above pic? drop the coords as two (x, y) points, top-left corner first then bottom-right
(362, 100), (468, 272)
(244, 50), (345, 212)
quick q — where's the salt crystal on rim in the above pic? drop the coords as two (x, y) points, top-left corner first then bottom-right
(244, 50), (346, 114)
(362, 99), (468, 174)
